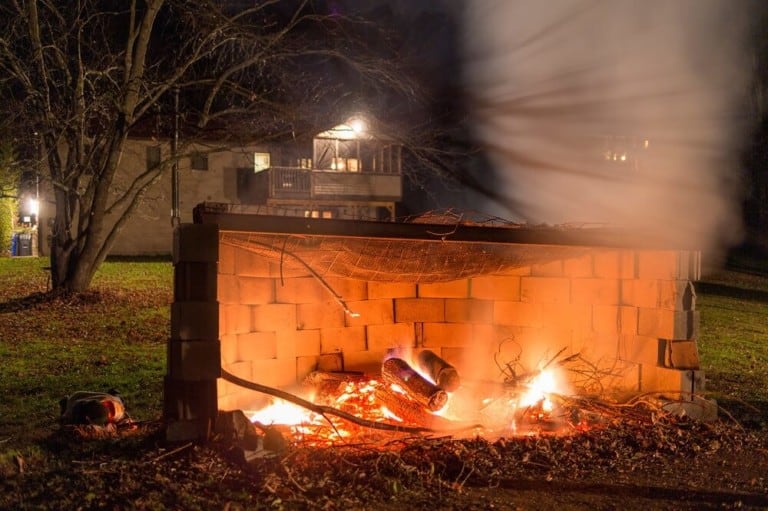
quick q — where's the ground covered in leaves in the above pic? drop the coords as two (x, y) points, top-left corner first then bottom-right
(2, 258), (768, 510)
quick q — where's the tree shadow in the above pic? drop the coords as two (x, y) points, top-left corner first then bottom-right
(695, 281), (768, 304)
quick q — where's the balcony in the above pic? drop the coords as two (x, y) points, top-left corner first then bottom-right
(268, 167), (402, 202)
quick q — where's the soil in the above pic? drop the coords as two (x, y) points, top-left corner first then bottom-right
(2, 412), (767, 511)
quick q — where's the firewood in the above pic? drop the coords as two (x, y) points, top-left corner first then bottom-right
(381, 358), (448, 412)
(374, 387), (456, 431)
(415, 350), (461, 391)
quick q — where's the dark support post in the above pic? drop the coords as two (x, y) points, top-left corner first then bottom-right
(164, 223), (220, 442)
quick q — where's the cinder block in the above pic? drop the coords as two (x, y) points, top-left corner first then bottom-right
(218, 243), (236, 275)
(251, 358), (297, 388)
(222, 360), (253, 381)
(237, 331), (277, 361)
(345, 299), (394, 327)
(493, 301), (543, 327)
(593, 251), (628, 279)
(470, 275), (520, 300)
(317, 352), (344, 372)
(219, 304), (251, 336)
(637, 251), (679, 280)
(574, 332), (620, 362)
(619, 306), (638, 334)
(239, 277), (275, 305)
(658, 280), (695, 311)
(618, 335), (661, 365)
(445, 299), (494, 323)
(541, 303), (592, 333)
(176, 262), (217, 302)
(275, 277), (327, 304)
(219, 334), (238, 365)
(342, 350), (386, 375)
(368, 281), (416, 299)
(252, 303), (297, 332)
(172, 301), (219, 340)
(366, 323), (415, 351)
(620, 279), (659, 308)
(173, 223), (219, 264)
(641, 366), (704, 397)
(217, 274), (240, 304)
(234, 249), (272, 278)
(422, 322), (473, 348)
(324, 277), (368, 301)
(418, 279), (470, 298)
(563, 255), (594, 278)
(531, 259), (563, 277)
(592, 305), (620, 333)
(167, 339), (221, 380)
(571, 278), (620, 305)
(320, 326), (366, 353)
(660, 339), (700, 369)
(520, 277), (570, 304)
(296, 356), (319, 382)
(296, 301), (345, 330)
(637, 308), (699, 339)
(394, 298), (445, 323)
(678, 251), (702, 281)
(276, 329), (321, 359)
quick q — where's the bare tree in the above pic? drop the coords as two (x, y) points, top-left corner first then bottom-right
(0, 0), (414, 292)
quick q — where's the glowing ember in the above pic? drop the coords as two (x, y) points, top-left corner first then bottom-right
(519, 369), (559, 412)
(248, 400), (316, 426)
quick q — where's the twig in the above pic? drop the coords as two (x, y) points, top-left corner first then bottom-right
(152, 442), (193, 462)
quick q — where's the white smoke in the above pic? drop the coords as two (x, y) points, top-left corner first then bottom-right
(462, 0), (752, 256)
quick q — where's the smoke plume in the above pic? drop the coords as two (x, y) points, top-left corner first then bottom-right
(462, 0), (752, 257)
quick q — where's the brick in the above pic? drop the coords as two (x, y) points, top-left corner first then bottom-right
(345, 299), (394, 327)
(658, 280), (695, 311)
(368, 281), (417, 299)
(637, 251), (679, 280)
(366, 323), (415, 351)
(173, 223), (218, 264)
(470, 275), (520, 300)
(418, 279), (470, 298)
(172, 301), (219, 340)
(574, 332), (620, 362)
(494, 301), (543, 327)
(618, 335), (661, 365)
(252, 303), (297, 332)
(520, 277), (570, 304)
(223, 360), (253, 381)
(342, 350), (386, 374)
(592, 305), (620, 333)
(394, 298), (445, 323)
(276, 329), (321, 359)
(445, 299), (494, 323)
(317, 353), (344, 372)
(571, 278), (619, 305)
(640, 366), (704, 396)
(637, 308), (699, 339)
(218, 243), (235, 275)
(252, 358), (297, 388)
(563, 255), (593, 278)
(219, 334), (238, 365)
(422, 323), (473, 348)
(239, 277), (275, 305)
(324, 277), (368, 301)
(275, 277), (327, 304)
(589, 360), (640, 397)
(237, 331), (277, 361)
(296, 301), (345, 330)
(320, 326), (366, 353)
(620, 279), (658, 308)
(531, 259), (563, 277)
(540, 303), (592, 334)
(660, 339), (700, 369)
(679, 251), (702, 281)
(593, 251), (626, 279)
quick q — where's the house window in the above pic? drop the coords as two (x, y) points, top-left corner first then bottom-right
(254, 152), (270, 172)
(146, 146), (161, 170)
(190, 152), (209, 171)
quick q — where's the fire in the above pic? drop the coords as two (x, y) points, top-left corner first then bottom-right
(519, 369), (559, 412)
(248, 400), (316, 426)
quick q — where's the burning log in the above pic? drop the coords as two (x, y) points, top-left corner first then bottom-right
(381, 358), (448, 412)
(415, 350), (460, 391)
(374, 388), (457, 431)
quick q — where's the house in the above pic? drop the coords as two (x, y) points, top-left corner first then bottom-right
(37, 117), (404, 256)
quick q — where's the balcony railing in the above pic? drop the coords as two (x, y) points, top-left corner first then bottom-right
(268, 166), (401, 202)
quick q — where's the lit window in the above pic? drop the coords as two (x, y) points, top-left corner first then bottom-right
(254, 152), (270, 172)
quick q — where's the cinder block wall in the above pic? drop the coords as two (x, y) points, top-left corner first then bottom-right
(214, 236), (702, 412)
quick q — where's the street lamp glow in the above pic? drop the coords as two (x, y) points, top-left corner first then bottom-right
(27, 198), (39, 216)
(350, 118), (365, 133)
